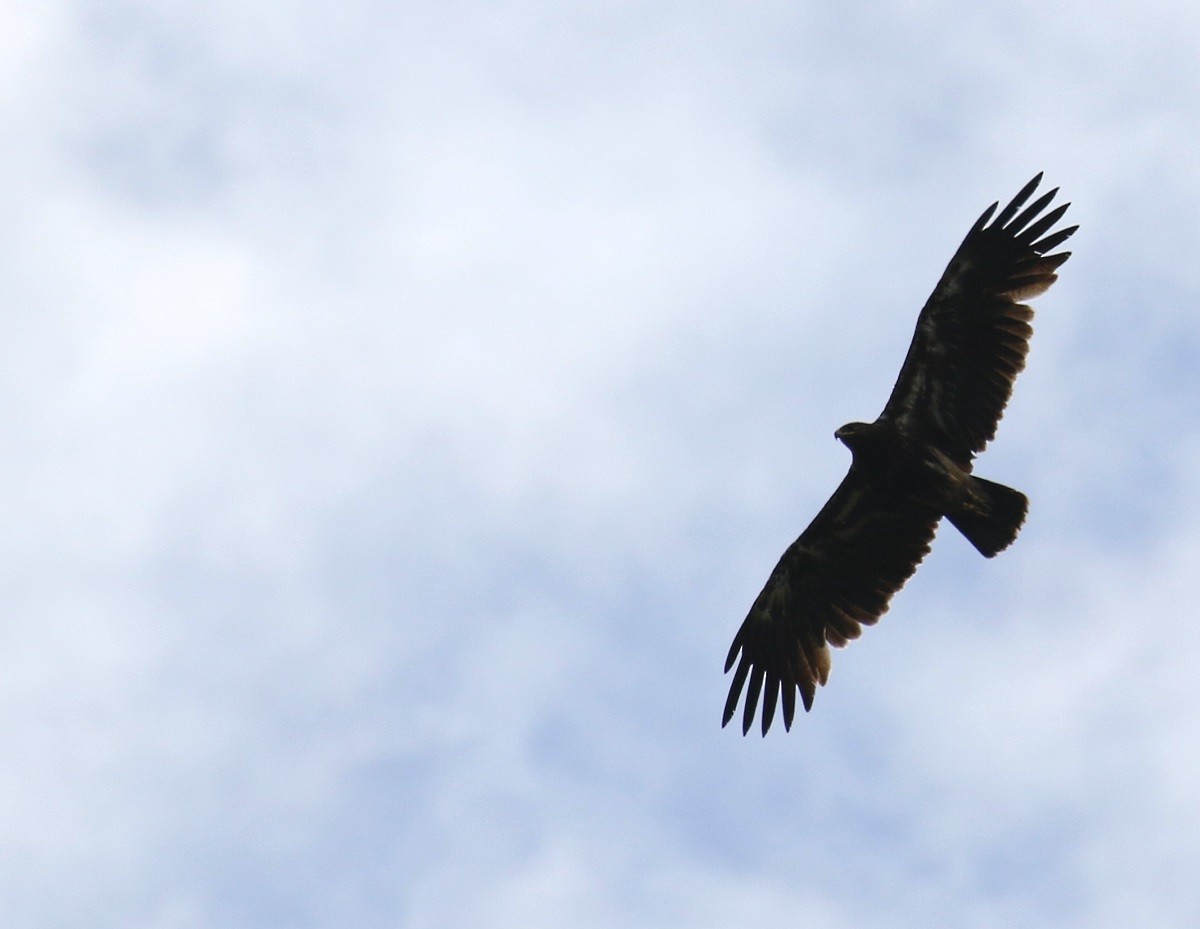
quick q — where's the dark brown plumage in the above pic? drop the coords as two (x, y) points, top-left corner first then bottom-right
(723, 174), (1076, 735)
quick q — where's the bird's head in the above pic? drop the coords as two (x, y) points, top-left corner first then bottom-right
(834, 421), (871, 451)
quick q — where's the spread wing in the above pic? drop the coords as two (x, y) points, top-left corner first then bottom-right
(723, 469), (941, 735)
(879, 174), (1077, 463)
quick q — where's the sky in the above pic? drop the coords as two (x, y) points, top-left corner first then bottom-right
(3, 1), (1200, 927)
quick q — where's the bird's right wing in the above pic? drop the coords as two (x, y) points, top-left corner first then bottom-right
(723, 469), (941, 735)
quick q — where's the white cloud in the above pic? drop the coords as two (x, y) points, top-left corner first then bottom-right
(4, 2), (1200, 927)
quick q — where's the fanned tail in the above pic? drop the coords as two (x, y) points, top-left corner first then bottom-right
(947, 476), (1028, 558)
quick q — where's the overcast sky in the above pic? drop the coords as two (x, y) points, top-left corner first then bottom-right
(4, 2), (1200, 927)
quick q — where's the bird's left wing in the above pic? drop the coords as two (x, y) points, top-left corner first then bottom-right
(723, 468), (941, 735)
(879, 174), (1077, 463)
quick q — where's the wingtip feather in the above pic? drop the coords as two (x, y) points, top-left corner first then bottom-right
(741, 668), (764, 736)
(971, 201), (999, 234)
(723, 640), (739, 673)
(761, 675), (780, 735)
(1009, 189), (1058, 236)
(994, 173), (1044, 226)
(1033, 225), (1077, 254)
(781, 685), (796, 731)
(722, 653), (751, 728)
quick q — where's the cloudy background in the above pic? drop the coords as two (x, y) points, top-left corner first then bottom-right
(4, 1), (1200, 926)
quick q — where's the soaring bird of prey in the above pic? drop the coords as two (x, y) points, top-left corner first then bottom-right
(723, 174), (1076, 735)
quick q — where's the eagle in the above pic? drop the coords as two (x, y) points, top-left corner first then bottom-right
(723, 174), (1076, 735)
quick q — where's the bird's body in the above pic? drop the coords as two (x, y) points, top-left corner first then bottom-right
(837, 421), (972, 522)
(836, 419), (1028, 557)
(723, 175), (1076, 735)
